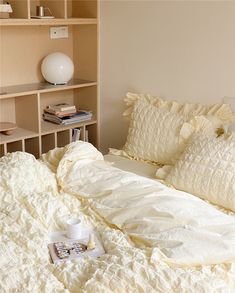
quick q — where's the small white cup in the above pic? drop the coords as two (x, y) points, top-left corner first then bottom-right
(66, 218), (83, 239)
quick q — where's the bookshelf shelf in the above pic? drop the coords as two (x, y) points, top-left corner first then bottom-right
(0, 0), (99, 158)
(0, 128), (39, 144)
(0, 18), (97, 26)
(41, 119), (97, 135)
(0, 79), (97, 99)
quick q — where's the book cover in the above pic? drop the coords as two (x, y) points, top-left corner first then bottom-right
(45, 108), (77, 117)
(48, 103), (76, 112)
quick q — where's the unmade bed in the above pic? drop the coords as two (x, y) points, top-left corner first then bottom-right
(0, 141), (235, 293)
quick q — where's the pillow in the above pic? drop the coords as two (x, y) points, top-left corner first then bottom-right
(165, 133), (235, 212)
(116, 93), (235, 165)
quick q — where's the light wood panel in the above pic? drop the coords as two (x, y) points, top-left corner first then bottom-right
(73, 25), (97, 81)
(10, 0), (30, 19)
(67, 0), (97, 18)
(15, 94), (39, 132)
(0, 18), (97, 26)
(0, 26), (73, 86)
(0, 80), (97, 99)
(0, 98), (16, 123)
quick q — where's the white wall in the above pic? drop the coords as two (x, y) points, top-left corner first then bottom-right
(100, 1), (235, 153)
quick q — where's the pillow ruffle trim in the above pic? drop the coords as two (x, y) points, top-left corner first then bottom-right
(123, 92), (235, 123)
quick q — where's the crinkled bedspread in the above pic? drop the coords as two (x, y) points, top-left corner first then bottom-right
(0, 141), (235, 293)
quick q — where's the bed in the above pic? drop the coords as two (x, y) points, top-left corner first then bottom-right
(1, 93), (235, 292)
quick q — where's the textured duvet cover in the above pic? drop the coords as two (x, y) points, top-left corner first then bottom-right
(0, 141), (235, 293)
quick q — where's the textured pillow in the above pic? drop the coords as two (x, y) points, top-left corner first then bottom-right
(123, 99), (205, 164)
(165, 133), (235, 212)
(118, 93), (235, 165)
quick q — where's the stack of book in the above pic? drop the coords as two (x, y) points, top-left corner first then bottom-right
(43, 103), (92, 125)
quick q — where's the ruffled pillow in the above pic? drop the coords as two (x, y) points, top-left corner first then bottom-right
(110, 93), (235, 165)
(164, 133), (235, 212)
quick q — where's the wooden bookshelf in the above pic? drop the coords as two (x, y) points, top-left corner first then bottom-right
(0, 0), (99, 158)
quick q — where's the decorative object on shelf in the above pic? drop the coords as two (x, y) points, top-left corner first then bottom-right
(31, 5), (54, 19)
(0, 2), (13, 19)
(0, 122), (17, 135)
(41, 52), (74, 85)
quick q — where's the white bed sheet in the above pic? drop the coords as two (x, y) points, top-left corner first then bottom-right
(104, 154), (157, 179)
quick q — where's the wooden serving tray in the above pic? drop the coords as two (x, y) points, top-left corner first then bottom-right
(0, 122), (17, 135)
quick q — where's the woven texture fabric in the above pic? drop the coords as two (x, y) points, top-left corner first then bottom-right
(166, 133), (235, 211)
(121, 92), (235, 165)
(123, 100), (188, 164)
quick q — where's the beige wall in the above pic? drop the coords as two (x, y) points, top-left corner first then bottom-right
(100, 1), (235, 153)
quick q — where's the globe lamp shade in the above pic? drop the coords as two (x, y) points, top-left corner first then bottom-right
(41, 52), (74, 85)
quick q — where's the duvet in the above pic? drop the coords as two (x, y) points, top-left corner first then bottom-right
(0, 141), (235, 292)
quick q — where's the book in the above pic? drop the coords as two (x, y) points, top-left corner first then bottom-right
(44, 108), (77, 117)
(43, 111), (93, 125)
(48, 103), (76, 112)
(48, 230), (105, 264)
(72, 128), (81, 142)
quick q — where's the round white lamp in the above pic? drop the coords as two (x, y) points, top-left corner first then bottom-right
(41, 52), (74, 85)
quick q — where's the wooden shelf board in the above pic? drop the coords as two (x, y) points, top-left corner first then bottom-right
(0, 128), (38, 144)
(41, 119), (97, 135)
(0, 18), (97, 26)
(0, 79), (97, 99)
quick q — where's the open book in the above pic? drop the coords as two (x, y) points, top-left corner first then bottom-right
(48, 230), (105, 264)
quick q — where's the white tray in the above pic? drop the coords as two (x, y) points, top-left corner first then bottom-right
(48, 228), (105, 264)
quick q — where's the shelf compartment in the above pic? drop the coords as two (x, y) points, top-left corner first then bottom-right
(40, 89), (74, 122)
(8, 0), (29, 19)
(85, 123), (97, 146)
(73, 85), (98, 116)
(0, 144), (5, 157)
(57, 129), (71, 147)
(41, 133), (55, 154)
(41, 119), (97, 135)
(7, 140), (23, 153)
(0, 94), (39, 143)
(30, 0), (65, 19)
(67, 0), (97, 18)
(0, 79), (97, 99)
(25, 136), (40, 158)
(0, 94), (39, 132)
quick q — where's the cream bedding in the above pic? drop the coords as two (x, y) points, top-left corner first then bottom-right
(1, 142), (235, 292)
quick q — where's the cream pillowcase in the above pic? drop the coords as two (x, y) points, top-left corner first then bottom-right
(116, 93), (235, 165)
(123, 99), (201, 165)
(165, 133), (235, 212)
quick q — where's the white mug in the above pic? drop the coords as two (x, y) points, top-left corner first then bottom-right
(66, 218), (83, 239)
